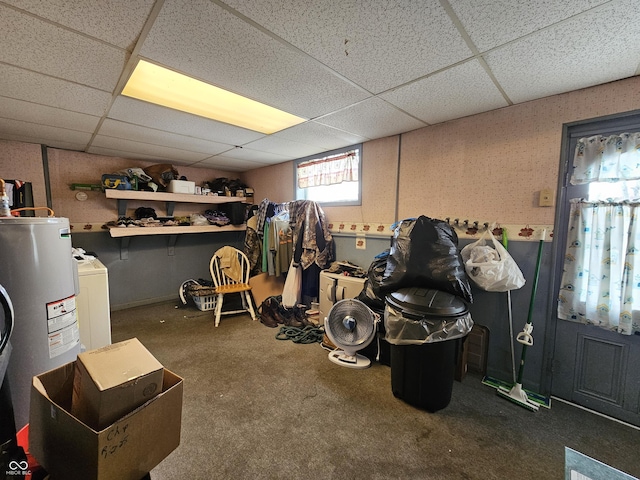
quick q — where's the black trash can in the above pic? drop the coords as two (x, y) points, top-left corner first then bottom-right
(385, 287), (472, 412)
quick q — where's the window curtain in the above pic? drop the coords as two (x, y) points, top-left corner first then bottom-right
(571, 132), (640, 184)
(560, 132), (640, 334)
(297, 150), (359, 188)
(558, 200), (640, 335)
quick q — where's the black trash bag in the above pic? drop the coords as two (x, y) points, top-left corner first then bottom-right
(357, 249), (390, 311)
(379, 216), (473, 303)
(134, 207), (157, 220)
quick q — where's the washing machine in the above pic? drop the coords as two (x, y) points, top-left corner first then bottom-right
(76, 258), (112, 351)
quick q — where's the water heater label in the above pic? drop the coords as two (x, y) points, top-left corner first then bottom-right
(46, 295), (80, 359)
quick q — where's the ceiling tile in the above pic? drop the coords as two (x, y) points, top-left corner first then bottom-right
(212, 146), (291, 164)
(139, 0), (370, 119)
(86, 145), (183, 164)
(194, 156), (265, 172)
(0, 133), (86, 152)
(274, 122), (368, 150)
(0, 4), (127, 91)
(223, 0), (472, 94)
(107, 97), (265, 146)
(449, 0), (608, 51)
(484, 0), (640, 104)
(97, 119), (232, 156)
(2, 0), (155, 50)
(0, 64), (112, 117)
(0, 97), (100, 133)
(0, 118), (92, 147)
(91, 135), (210, 163)
(315, 98), (427, 139)
(381, 60), (508, 125)
(242, 136), (322, 159)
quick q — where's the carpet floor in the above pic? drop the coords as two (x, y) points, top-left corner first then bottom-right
(110, 301), (640, 480)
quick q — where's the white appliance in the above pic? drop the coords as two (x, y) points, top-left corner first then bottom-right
(76, 258), (112, 351)
(0, 217), (81, 429)
(318, 271), (366, 325)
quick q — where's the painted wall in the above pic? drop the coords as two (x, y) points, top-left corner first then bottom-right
(0, 141), (47, 209)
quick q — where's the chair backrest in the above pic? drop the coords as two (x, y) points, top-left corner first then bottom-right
(210, 246), (251, 287)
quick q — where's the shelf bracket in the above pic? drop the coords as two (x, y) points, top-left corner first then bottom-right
(120, 237), (130, 260)
(116, 199), (127, 217)
(167, 234), (178, 256)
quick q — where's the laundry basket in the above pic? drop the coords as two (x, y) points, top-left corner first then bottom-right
(180, 280), (217, 311)
(192, 294), (216, 312)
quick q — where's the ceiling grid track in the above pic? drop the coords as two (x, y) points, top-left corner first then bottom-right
(438, 0), (513, 106)
(84, 0), (166, 152)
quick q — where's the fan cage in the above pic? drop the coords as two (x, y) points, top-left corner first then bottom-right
(326, 299), (375, 347)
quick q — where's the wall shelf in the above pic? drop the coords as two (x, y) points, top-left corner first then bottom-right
(107, 224), (246, 238)
(105, 189), (247, 217)
(104, 189), (248, 257)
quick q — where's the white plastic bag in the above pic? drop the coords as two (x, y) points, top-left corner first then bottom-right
(282, 260), (302, 307)
(460, 230), (525, 292)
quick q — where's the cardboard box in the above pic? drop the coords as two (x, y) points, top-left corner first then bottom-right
(167, 179), (195, 194)
(72, 338), (164, 430)
(30, 362), (183, 480)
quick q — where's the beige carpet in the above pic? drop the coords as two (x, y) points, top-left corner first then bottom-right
(110, 301), (640, 480)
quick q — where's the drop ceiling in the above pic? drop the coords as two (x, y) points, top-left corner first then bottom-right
(1, 0), (639, 172)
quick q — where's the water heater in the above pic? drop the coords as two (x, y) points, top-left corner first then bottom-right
(0, 217), (81, 428)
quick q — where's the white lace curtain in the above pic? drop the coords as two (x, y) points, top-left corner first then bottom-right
(558, 132), (640, 335)
(297, 150), (359, 188)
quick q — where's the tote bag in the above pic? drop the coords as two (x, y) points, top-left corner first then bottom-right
(282, 260), (302, 307)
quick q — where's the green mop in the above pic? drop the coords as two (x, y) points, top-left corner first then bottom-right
(496, 229), (548, 411)
(482, 229), (550, 408)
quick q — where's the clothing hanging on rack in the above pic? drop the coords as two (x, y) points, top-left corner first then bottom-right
(270, 209), (292, 276)
(289, 200), (334, 271)
(246, 199), (333, 301)
(243, 214), (261, 276)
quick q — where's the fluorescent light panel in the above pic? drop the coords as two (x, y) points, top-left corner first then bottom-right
(122, 60), (306, 134)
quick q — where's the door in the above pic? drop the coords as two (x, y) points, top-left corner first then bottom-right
(550, 113), (640, 427)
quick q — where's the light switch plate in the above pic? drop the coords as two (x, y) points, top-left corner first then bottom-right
(539, 189), (554, 207)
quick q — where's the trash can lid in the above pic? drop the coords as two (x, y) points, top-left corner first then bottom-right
(385, 287), (468, 317)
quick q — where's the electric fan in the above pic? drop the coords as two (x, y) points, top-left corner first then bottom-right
(324, 298), (378, 369)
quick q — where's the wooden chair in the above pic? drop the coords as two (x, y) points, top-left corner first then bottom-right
(209, 246), (257, 327)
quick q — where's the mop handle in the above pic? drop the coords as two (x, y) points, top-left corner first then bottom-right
(516, 230), (546, 384)
(526, 230), (546, 327)
(502, 227), (517, 383)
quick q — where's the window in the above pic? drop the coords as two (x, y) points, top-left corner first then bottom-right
(588, 179), (640, 202)
(294, 145), (362, 206)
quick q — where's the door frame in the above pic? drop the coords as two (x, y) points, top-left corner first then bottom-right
(541, 108), (640, 397)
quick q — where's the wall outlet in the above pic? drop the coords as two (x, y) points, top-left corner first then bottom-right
(539, 189), (554, 207)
